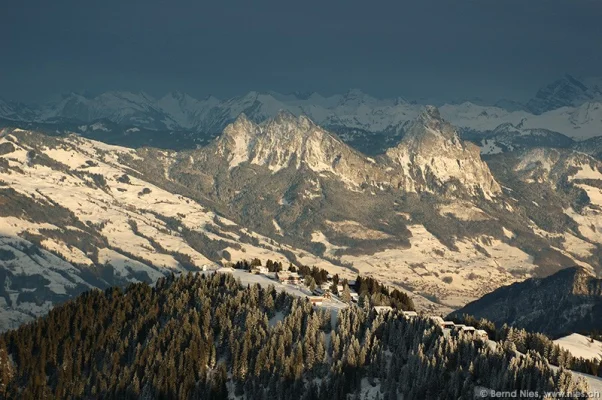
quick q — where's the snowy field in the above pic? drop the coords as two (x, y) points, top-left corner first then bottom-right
(554, 334), (602, 361)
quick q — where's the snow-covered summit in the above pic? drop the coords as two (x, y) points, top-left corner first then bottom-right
(3, 75), (602, 144)
(554, 334), (602, 361)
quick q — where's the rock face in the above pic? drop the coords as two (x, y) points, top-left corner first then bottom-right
(214, 112), (386, 191)
(213, 107), (501, 197)
(449, 267), (602, 337)
(385, 106), (501, 196)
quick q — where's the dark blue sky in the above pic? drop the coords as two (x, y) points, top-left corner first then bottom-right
(2, 0), (601, 103)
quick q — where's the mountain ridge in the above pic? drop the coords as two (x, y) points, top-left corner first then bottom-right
(3, 75), (602, 149)
(527, 74), (602, 114)
(449, 267), (602, 337)
(213, 107), (502, 197)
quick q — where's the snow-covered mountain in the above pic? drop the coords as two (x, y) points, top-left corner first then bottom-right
(478, 123), (575, 155)
(5, 107), (602, 331)
(156, 91), (221, 129)
(441, 101), (602, 141)
(0, 127), (352, 330)
(0, 99), (37, 122)
(38, 91), (179, 130)
(2, 75), (602, 152)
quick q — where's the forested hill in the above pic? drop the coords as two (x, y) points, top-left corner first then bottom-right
(0, 272), (591, 400)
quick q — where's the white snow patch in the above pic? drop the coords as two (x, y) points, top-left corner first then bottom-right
(554, 334), (602, 361)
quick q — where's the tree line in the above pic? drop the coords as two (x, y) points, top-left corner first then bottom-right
(453, 314), (602, 378)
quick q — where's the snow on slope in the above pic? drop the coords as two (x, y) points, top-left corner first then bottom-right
(334, 224), (535, 312)
(0, 128), (353, 330)
(554, 334), (602, 361)
(442, 102), (602, 140)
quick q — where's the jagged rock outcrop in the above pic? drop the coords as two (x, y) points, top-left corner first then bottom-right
(214, 111), (382, 187)
(212, 107), (502, 198)
(385, 106), (501, 196)
(449, 267), (602, 337)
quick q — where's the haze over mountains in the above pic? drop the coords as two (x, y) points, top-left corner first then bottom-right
(1, 75), (602, 158)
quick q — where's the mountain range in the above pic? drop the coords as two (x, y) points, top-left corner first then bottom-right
(3, 106), (602, 331)
(1, 75), (602, 158)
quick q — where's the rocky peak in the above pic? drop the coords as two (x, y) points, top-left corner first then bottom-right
(216, 108), (501, 197)
(220, 113), (260, 142)
(386, 106), (501, 196)
(264, 111), (313, 133)
(216, 113), (353, 173)
(166, 90), (186, 100)
(419, 104), (442, 121)
(397, 106), (463, 152)
(161, 91), (203, 106)
(215, 114), (260, 166)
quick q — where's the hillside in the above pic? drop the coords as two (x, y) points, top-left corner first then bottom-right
(0, 128), (360, 330)
(449, 267), (602, 337)
(0, 272), (591, 399)
(554, 334), (602, 361)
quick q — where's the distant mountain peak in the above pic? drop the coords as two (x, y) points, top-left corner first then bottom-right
(563, 74), (589, 91)
(291, 91), (317, 100)
(337, 88), (375, 107)
(165, 90), (189, 100)
(527, 74), (602, 114)
(203, 94), (220, 102)
(345, 88), (365, 96)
